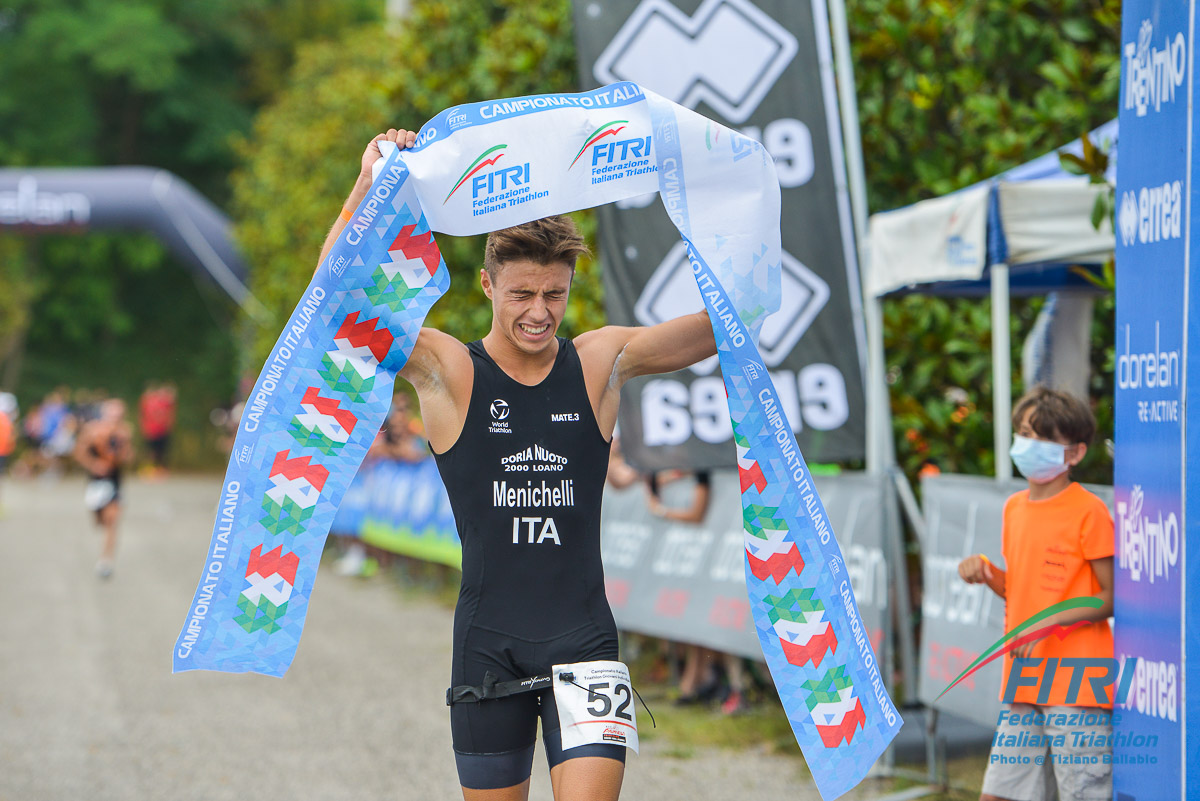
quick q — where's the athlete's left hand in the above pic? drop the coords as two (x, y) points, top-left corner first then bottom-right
(360, 128), (418, 179)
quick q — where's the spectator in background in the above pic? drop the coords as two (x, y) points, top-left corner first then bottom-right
(75, 388), (106, 424)
(646, 469), (751, 714)
(0, 392), (16, 513)
(139, 382), (177, 478)
(74, 398), (134, 579)
(958, 387), (1114, 801)
(605, 435), (642, 490)
(373, 393), (426, 463)
(38, 390), (76, 475)
(335, 394), (427, 577)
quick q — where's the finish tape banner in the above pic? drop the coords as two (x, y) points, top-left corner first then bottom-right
(173, 82), (897, 798)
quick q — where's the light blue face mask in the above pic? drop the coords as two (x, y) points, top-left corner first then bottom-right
(1010, 435), (1069, 483)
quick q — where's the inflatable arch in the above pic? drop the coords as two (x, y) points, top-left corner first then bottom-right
(0, 168), (258, 311)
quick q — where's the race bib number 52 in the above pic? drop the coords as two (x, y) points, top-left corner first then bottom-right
(552, 660), (639, 753)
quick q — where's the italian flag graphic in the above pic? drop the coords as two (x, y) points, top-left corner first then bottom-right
(733, 426), (768, 495)
(319, 311), (394, 402)
(803, 666), (867, 748)
(743, 503), (806, 583)
(260, 449), (329, 536)
(234, 545), (300, 634)
(364, 223), (443, 312)
(765, 588), (838, 668)
(288, 387), (359, 455)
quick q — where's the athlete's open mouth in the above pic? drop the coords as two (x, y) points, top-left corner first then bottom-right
(519, 323), (550, 336)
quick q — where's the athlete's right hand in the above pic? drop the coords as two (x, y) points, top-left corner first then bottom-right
(957, 554), (993, 584)
(361, 128), (418, 178)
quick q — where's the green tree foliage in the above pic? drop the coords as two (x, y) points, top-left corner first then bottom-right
(0, 0), (380, 464)
(232, 0), (598, 367)
(848, 0), (1121, 483)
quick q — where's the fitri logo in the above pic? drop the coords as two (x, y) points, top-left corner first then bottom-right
(592, 0), (798, 124)
(490, 399), (511, 420)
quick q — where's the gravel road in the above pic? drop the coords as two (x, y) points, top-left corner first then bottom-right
(0, 475), (897, 801)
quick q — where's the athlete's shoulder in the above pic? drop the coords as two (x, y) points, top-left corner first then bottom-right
(408, 327), (470, 369)
(573, 326), (636, 367)
(401, 327), (471, 395)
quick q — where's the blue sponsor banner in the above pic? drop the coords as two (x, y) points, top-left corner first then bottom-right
(360, 458), (460, 567)
(1115, 1), (1189, 796)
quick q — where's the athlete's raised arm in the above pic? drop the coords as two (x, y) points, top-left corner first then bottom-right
(316, 128), (418, 273)
(396, 328), (472, 454)
(575, 310), (716, 438)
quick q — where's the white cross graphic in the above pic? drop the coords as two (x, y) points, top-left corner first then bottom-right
(242, 570), (294, 607)
(773, 611), (830, 645)
(294, 404), (352, 443)
(809, 686), (858, 727)
(327, 338), (381, 380)
(265, 473), (321, 510)
(744, 524), (793, 559)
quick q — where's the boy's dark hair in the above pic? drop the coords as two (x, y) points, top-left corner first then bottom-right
(1012, 386), (1095, 445)
(484, 215), (589, 279)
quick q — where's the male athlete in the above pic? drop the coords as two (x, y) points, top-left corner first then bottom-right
(319, 129), (717, 801)
(73, 398), (133, 579)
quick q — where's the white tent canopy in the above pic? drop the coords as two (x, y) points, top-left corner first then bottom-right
(864, 119), (1117, 478)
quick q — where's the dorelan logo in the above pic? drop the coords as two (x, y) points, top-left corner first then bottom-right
(443, 144), (508, 203)
(569, 120), (629, 168)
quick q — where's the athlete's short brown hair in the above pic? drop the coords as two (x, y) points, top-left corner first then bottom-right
(1012, 386), (1095, 445)
(484, 215), (589, 279)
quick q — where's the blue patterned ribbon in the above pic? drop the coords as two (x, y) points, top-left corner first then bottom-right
(174, 82), (898, 799)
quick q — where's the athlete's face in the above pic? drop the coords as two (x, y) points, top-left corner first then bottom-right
(481, 259), (573, 355)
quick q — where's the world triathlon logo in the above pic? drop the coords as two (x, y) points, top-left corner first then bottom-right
(490, 399), (510, 420)
(937, 596), (1136, 706)
(443, 144), (508, 203)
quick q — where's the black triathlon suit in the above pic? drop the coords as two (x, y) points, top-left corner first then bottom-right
(434, 338), (624, 789)
(88, 436), (123, 511)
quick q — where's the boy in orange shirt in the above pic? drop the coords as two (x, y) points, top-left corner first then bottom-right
(959, 387), (1114, 801)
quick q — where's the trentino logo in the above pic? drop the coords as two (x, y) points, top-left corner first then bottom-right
(1124, 19), (1186, 117)
(592, 0), (798, 123)
(570, 120), (629, 168)
(444, 144), (508, 203)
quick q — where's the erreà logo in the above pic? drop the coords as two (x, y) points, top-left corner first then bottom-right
(444, 144), (508, 203)
(635, 241), (829, 375)
(592, 0), (798, 124)
(569, 120), (629, 168)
